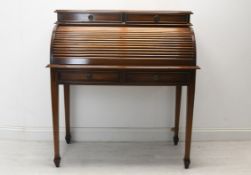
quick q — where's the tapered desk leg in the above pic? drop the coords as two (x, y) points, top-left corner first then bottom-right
(184, 72), (196, 169)
(173, 85), (182, 145)
(64, 84), (71, 144)
(51, 69), (61, 167)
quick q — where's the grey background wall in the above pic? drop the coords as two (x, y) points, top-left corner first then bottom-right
(0, 0), (251, 141)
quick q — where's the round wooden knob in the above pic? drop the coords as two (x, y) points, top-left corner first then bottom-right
(85, 72), (92, 79)
(88, 14), (94, 21)
(153, 15), (160, 23)
(153, 74), (160, 81)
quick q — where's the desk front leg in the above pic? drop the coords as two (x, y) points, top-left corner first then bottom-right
(51, 69), (61, 167)
(184, 72), (196, 169)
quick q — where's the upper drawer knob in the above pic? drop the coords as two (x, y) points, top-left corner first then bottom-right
(85, 72), (92, 79)
(88, 14), (94, 21)
(153, 15), (160, 23)
(153, 74), (160, 81)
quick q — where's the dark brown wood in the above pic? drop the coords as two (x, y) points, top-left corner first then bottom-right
(55, 10), (192, 26)
(48, 10), (199, 168)
(126, 13), (190, 24)
(64, 84), (71, 144)
(47, 64), (199, 70)
(173, 85), (182, 145)
(50, 69), (60, 167)
(60, 71), (120, 83)
(125, 72), (189, 84)
(184, 71), (196, 169)
(56, 69), (191, 86)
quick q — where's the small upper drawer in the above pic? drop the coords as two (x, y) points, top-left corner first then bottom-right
(59, 71), (120, 83)
(125, 72), (189, 84)
(126, 13), (189, 24)
(57, 12), (122, 23)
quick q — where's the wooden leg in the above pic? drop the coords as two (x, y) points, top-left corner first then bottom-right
(51, 69), (61, 167)
(173, 85), (182, 145)
(64, 84), (71, 144)
(184, 72), (196, 169)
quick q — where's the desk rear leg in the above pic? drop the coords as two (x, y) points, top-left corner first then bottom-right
(173, 85), (182, 145)
(64, 84), (71, 144)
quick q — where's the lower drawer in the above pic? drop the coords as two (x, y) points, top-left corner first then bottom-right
(125, 72), (188, 84)
(59, 71), (120, 83)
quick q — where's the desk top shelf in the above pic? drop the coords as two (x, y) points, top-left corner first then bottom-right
(55, 10), (192, 26)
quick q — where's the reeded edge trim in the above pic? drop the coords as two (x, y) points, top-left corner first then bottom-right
(190, 27), (197, 64)
(50, 25), (58, 64)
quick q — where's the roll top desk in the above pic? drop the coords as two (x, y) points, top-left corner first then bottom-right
(47, 10), (199, 168)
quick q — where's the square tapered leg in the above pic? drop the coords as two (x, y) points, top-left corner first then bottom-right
(173, 85), (182, 145)
(64, 84), (71, 144)
(184, 72), (196, 169)
(51, 69), (61, 167)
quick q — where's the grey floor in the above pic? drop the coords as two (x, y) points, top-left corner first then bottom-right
(0, 140), (251, 175)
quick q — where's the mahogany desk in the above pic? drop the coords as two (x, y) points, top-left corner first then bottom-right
(47, 10), (199, 169)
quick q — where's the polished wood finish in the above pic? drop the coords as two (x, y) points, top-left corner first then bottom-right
(64, 84), (71, 144)
(59, 70), (120, 83)
(50, 69), (60, 167)
(48, 10), (199, 169)
(184, 71), (196, 168)
(56, 10), (192, 26)
(173, 85), (182, 145)
(52, 26), (195, 66)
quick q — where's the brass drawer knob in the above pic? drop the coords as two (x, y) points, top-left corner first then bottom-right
(153, 15), (160, 23)
(153, 74), (160, 81)
(88, 14), (94, 21)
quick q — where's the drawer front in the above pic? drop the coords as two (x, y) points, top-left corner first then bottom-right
(125, 72), (188, 84)
(58, 12), (122, 23)
(126, 13), (189, 24)
(59, 71), (120, 83)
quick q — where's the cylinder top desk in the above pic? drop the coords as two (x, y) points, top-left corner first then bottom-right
(47, 10), (199, 169)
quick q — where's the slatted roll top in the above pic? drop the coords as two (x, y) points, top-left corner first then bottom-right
(51, 10), (196, 66)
